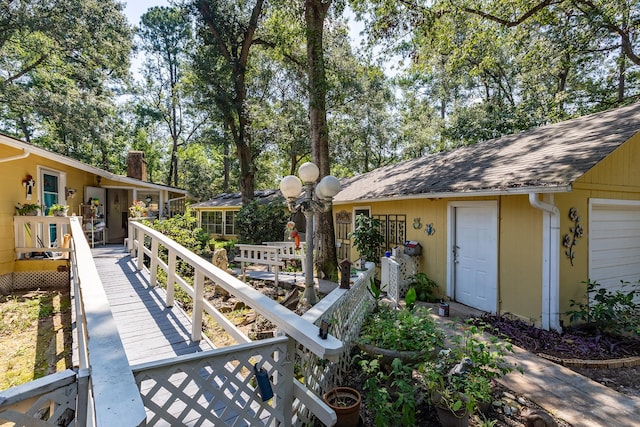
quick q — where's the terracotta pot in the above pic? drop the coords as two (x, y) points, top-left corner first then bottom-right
(322, 387), (361, 427)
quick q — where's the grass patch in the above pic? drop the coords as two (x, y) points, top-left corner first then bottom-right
(0, 289), (72, 389)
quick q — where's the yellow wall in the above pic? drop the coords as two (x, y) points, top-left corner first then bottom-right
(335, 195), (545, 321)
(0, 144), (166, 275)
(555, 132), (640, 319)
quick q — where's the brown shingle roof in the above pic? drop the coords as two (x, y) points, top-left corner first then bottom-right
(334, 102), (640, 203)
(190, 190), (282, 208)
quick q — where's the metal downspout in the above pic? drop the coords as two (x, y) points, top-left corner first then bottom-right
(0, 149), (30, 163)
(529, 193), (561, 331)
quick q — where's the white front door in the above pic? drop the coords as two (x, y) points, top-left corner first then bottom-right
(450, 202), (498, 312)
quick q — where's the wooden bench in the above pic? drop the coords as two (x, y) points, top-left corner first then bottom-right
(234, 244), (285, 287)
(262, 241), (306, 273)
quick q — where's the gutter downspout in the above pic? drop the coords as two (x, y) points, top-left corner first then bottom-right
(529, 193), (561, 331)
(0, 149), (30, 163)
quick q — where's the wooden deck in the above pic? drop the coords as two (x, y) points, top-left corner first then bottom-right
(91, 245), (213, 365)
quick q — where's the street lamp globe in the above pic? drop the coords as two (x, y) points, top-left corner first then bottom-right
(279, 175), (303, 199)
(316, 175), (341, 199)
(298, 162), (320, 184)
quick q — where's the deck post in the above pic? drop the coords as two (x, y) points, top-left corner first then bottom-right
(192, 269), (204, 341)
(166, 249), (176, 307)
(150, 238), (159, 286)
(278, 337), (295, 426)
(136, 230), (145, 271)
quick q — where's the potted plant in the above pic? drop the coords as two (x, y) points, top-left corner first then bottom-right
(16, 203), (42, 216)
(322, 386), (361, 427)
(422, 323), (520, 426)
(349, 215), (384, 264)
(48, 203), (69, 216)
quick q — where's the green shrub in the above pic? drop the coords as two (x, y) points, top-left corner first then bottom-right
(408, 272), (439, 302)
(360, 357), (418, 427)
(567, 279), (640, 335)
(235, 199), (288, 244)
(349, 215), (384, 263)
(358, 304), (444, 353)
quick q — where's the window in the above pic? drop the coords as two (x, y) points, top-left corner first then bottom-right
(224, 211), (238, 235)
(202, 211), (223, 234)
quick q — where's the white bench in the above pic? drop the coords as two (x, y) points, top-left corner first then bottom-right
(235, 244), (285, 287)
(262, 241), (306, 273)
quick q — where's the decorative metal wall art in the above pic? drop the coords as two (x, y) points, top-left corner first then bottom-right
(413, 217), (422, 230)
(563, 207), (584, 266)
(425, 223), (436, 235)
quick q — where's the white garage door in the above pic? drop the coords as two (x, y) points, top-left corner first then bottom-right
(589, 199), (640, 298)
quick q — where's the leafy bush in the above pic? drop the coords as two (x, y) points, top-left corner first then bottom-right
(235, 199), (288, 244)
(567, 279), (640, 335)
(349, 215), (384, 262)
(360, 357), (418, 427)
(422, 322), (519, 414)
(150, 208), (210, 255)
(408, 272), (439, 302)
(358, 304), (444, 353)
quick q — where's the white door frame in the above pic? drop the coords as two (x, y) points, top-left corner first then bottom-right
(446, 200), (499, 312)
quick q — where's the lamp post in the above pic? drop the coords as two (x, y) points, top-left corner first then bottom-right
(279, 162), (341, 305)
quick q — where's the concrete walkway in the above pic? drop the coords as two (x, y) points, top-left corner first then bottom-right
(427, 301), (640, 427)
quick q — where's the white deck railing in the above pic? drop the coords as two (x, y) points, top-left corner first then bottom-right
(2, 216), (146, 427)
(127, 220), (356, 425)
(13, 215), (72, 258)
(1, 217), (376, 427)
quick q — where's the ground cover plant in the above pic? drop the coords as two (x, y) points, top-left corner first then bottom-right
(0, 290), (72, 389)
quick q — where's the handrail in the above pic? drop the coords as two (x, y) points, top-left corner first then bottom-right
(128, 220), (343, 362)
(13, 215), (72, 257)
(69, 217), (147, 426)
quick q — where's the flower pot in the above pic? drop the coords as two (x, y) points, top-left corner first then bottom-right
(322, 387), (361, 427)
(435, 404), (470, 427)
(358, 343), (440, 366)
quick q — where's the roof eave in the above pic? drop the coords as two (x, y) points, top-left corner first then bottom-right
(332, 184), (573, 205)
(1, 133), (188, 194)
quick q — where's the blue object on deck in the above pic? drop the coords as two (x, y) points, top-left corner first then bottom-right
(254, 364), (274, 401)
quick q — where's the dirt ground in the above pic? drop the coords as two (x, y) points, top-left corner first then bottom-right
(0, 289), (72, 389)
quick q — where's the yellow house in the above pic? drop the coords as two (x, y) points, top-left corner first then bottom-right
(332, 103), (640, 330)
(1, 133), (188, 291)
(191, 190), (294, 240)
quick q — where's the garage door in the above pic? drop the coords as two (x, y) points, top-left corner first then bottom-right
(589, 199), (640, 298)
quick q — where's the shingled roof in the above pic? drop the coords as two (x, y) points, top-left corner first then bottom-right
(334, 102), (640, 204)
(190, 190), (282, 208)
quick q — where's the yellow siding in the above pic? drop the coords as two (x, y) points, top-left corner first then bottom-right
(498, 195), (542, 322)
(1, 147), (148, 274)
(556, 133), (640, 320)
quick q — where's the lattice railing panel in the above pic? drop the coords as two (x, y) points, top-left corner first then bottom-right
(0, 371), (77, 427)
(133, 337), (291, 427)
(293, 268), (375, 424)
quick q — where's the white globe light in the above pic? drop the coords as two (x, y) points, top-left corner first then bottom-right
(279, 175), (302, 199)
(316, 175), (341, 199)
(298, 162), (320, 184)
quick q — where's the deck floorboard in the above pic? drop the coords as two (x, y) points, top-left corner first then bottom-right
(91, 245), (213, 366)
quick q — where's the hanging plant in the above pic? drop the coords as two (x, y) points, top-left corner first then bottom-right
(563, 207), (584, 266)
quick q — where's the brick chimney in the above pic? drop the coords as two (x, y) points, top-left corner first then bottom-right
(127, 151), (147, 181)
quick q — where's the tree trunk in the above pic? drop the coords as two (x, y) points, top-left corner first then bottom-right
(305, 0), (338, 281)
(618, 45), (626, 104)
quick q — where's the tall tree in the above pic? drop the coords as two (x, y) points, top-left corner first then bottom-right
(191, 0), (266, 205)
(0, 0), (132, 165)
(305, 0), (339, 281)
(138, 6), (203, 186)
